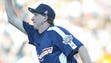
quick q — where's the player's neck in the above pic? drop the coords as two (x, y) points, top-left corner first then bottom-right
(38, 22), (50, 34)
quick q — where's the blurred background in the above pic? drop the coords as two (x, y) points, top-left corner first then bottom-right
(0, 0), (111, 63)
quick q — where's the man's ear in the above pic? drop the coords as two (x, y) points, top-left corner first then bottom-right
(44, 15), (48, 21)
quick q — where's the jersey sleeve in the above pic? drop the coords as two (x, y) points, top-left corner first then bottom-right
(23, 21), (39, 46)
(48, 26), (83, 60)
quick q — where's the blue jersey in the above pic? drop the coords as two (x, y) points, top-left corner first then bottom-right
(23, 21), (83, 63)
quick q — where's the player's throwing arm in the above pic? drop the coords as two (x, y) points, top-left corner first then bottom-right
(4, 0), (26, 34)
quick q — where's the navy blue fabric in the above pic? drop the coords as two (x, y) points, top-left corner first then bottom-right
(23, 21), (84, 63)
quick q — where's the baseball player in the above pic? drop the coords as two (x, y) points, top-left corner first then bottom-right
(4, 0), (91, 63)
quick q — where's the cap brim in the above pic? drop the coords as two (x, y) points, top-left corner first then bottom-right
(28, 7), (37, 13)
(28, 7), (44, 15)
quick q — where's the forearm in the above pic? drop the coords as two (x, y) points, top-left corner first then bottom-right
(4, 0), (26, 34)
(5, 0), (17, 21)
(78, 46), (91, 63)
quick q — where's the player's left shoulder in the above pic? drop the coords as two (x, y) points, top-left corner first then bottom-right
(47, 26), (59, 31)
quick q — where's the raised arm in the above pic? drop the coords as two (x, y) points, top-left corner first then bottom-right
(5, 0), (27, 34)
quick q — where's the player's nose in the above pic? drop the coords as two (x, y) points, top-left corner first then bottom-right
(31, 18), (34, 21)
(31, 17), (34, 21)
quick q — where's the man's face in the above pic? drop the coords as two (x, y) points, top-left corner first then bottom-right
(31, 13), (47, 30)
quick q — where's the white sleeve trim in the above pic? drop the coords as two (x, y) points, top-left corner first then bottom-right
(48, 26), (77, 49)
(59, 53), (67, 63)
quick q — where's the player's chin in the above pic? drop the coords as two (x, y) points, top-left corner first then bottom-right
(34, 25), (39, 30)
